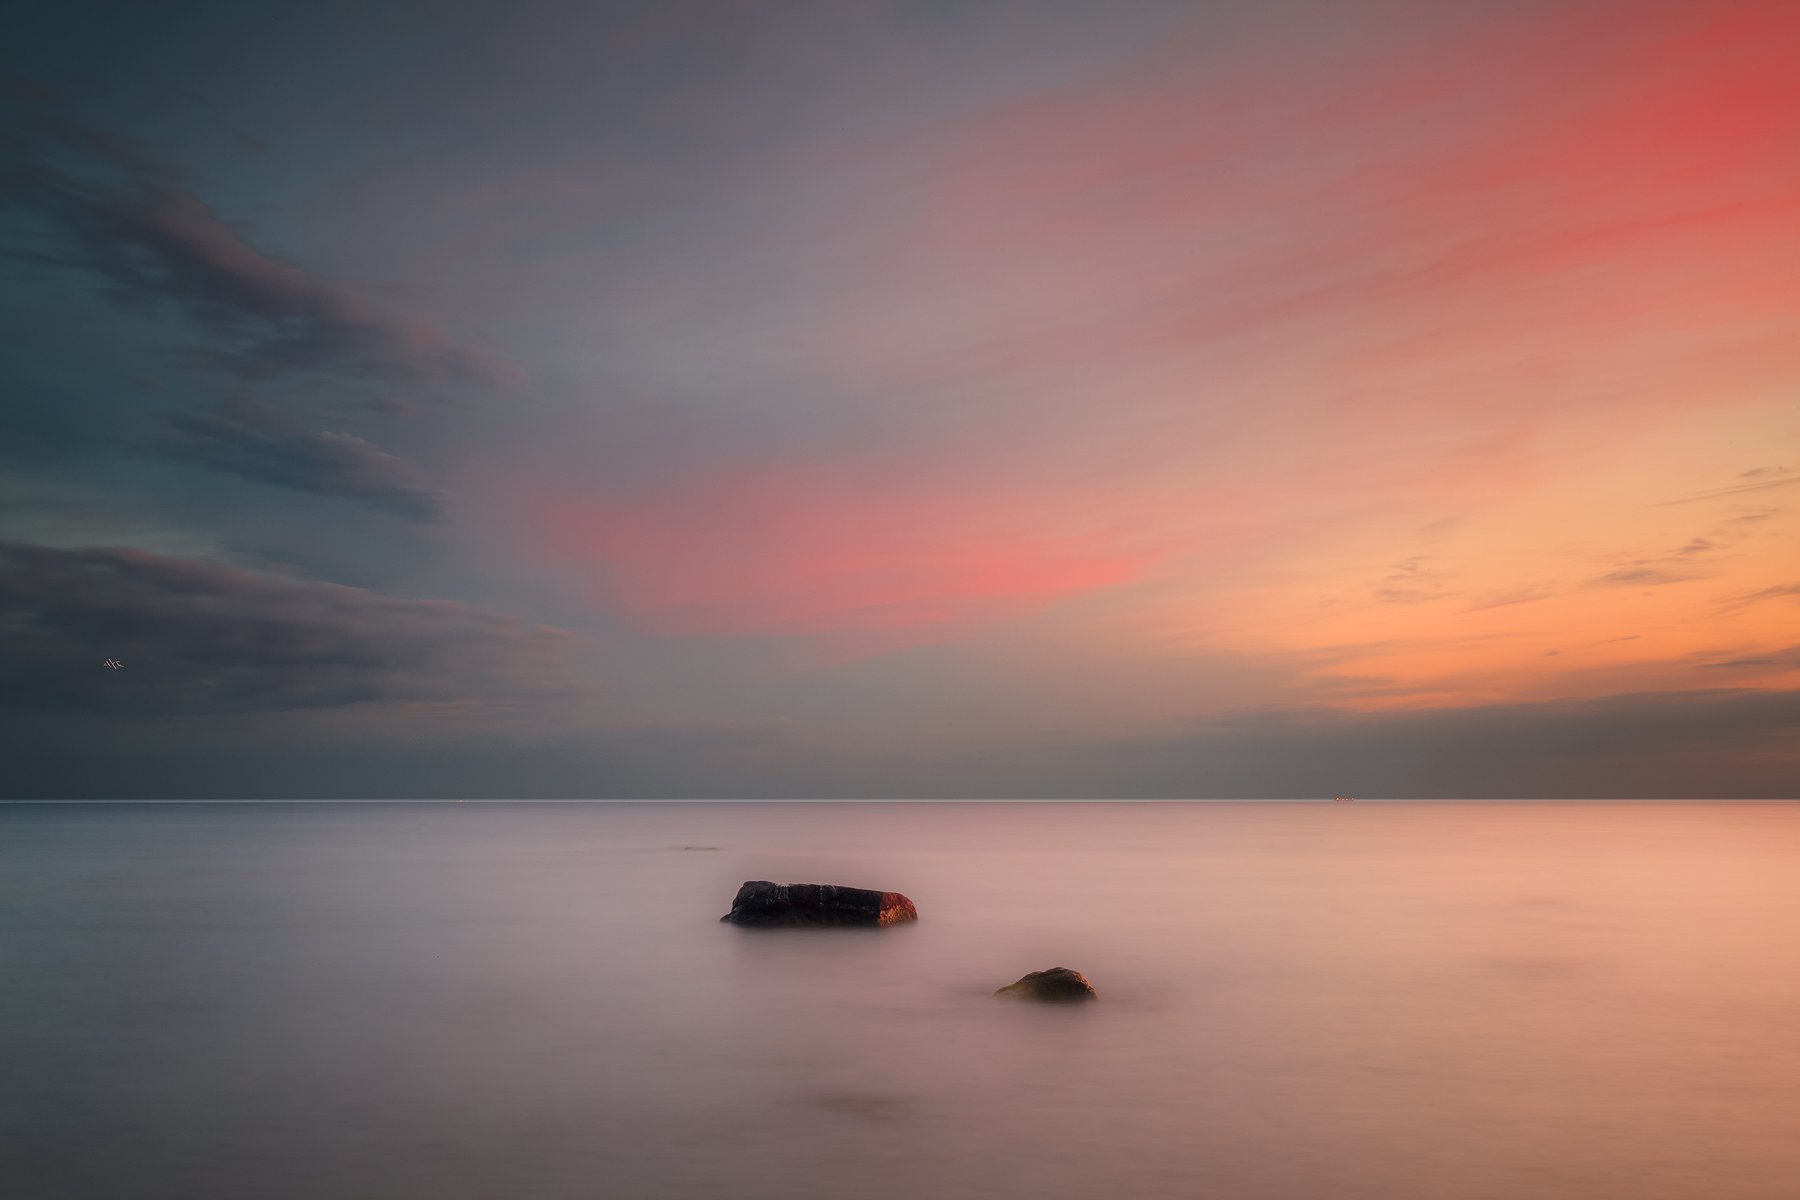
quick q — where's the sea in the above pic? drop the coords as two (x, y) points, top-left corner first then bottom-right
(3, 801), (1797, 1200)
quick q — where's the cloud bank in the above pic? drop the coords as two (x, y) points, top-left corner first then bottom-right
(0, 541), (586, 716)
(166, 397), (443, 520)
(1, 87), (505, 520)
(1, 93), (507, 391)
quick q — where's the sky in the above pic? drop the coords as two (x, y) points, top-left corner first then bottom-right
(2, 0), (1797, 799)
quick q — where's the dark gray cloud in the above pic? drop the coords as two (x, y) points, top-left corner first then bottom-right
(1, 88), (513, 522)
(1735, 582), (1800, 605)
(1593, 565), (1701, 587)
(165, 397), (442, 520)
(1466, 587), (1554, 612)
(1656, 475), (1800, 506)
(1, 93), (510, 392)
(1716, 581), (1800, 616)
(0, 541), (588, 716)
(1697, 645), (1800, 670)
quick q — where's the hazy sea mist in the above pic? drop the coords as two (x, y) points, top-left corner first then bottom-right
(4, 801), (1798, 1200)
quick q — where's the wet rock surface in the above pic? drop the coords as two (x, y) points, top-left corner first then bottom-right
(993, 966), (1098, 1002)
(720, 880), (919, 927)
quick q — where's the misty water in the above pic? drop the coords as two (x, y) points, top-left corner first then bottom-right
(4, 801), (1798, 1200)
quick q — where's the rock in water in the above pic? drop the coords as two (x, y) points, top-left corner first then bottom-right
(994, 967), (1098, 1002)
(719, 880), (919, 927)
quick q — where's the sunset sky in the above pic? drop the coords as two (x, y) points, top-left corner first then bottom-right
(3, 0), (1796, 797)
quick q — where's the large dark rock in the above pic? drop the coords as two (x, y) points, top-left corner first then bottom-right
(720, 880), (918, 927)
(994, 967), (1098, 1002)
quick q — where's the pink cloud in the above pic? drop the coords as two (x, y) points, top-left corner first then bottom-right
(517, 467), (1143, 640)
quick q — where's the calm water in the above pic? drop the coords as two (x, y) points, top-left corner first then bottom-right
(3, 802), (1798, 1200)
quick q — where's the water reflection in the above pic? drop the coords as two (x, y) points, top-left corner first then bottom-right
(2, 802), (1797, 1200)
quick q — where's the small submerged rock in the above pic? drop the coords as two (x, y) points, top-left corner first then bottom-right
(720, 880), (918, 927)
(994, 967), (1098, 1002)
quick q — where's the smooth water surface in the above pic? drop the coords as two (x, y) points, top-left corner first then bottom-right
(3, 802), (1798, 1199)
